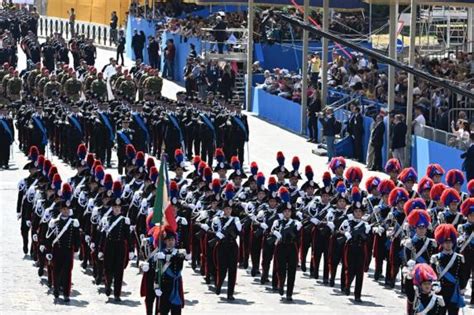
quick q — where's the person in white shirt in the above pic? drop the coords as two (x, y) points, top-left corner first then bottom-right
(412, 105), (426, 136)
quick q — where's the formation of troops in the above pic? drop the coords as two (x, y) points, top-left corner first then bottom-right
(15, 139), (474, 314)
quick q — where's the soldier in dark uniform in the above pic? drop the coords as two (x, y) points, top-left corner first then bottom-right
(386, 187), (409, 289)
(46, 183), (80, 302)
(405, 263), (446, 314)
(116, 117), (134, 175)
(431, 224), (469, 314)
(213, 183), (242, 300)
(230, 103), (249, 165)
(164, 103), (184, 168)
(18, 146), (42, 254)
(98, 181), (134, 301)
(94, 102), (115, 168)
(131, 103), (150, 153)
(198, 104), (216, 166)
(153, 231), (189, 315)
(271, 187), (302, 301)
(340, 189), (371, 302)
(67, 103), (84, 164)
(91, 72), (108, 101)
(458, 198), (474, 305)
(0, 104), (14, 168)
(29, 103), (48, 154)
(438, 188), (464, 229)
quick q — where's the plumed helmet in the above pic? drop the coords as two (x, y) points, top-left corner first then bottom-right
(125, 144), (136, 161)
(322, 171), (332, 188)
(94, 165), (105, 182)
(365, 176), (381, 192)
(345, 166), (363, 184)
(276, 151), (285, 166)
(329, 156), (346, 173)
(174, 149), (185, 169)
(445, 169), (464, 187)
(149, 166), (158, 183)
(250, 161), (258, 176)
(460, 198), (474, 217)
(412, 263), (437, 287)
(384, 158), (401, 174)
(43, 159), (52, 177)
(146, 157), (155, 174)
(434, 223), (458, 245)
(102, 173), (113, 191)
(211, 178), (221, 195)
(193, 155), (201, 169)
(404, 198), (427, 216)
(407, 209), (431, 228)
(398, 167), (418, 183)
(51, 173), (62, 192)
(440, 188), (461, 207)
(429, 183), (446, 201)
(76, 143), (87, 161)
(417, 176), (434, 194)
(28, 145), (39, 162)
(169, 180), (179, 205)
(388, 187), (409, 207)
(378, 179), (396, 196)
(426, 163), (445, 179)
(468, 180), (474, 197)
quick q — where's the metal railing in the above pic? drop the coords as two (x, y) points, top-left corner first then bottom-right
(38, 16), (118, 47)
(419, 124), (468, 150)
(448, 108), (474, 129)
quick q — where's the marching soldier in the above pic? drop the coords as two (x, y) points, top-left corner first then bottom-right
(438, 188), (464, 228)
(63, 72), (83, 101)
(131, 103), (150, 153)
(0, 104), (14, 168)
(90, 72), (108, 101)
(229, 103), (249, 165)
(430, 224), (468, 314)
(445, 169), (468, 202)
(67, 103), (85, 164)
(98, 181), (134, 301)
(6, 70), (22, 101)
(116, 118), (134, 175)
(404, 263), (445, 314)
(43, 74), (62, 99)
(340, 188), (371, 302)
(271, 187), (302, 301)
(94, 102), (115, 168)
(213, 183), (242, 300)
(458, 198), (474, 305)
(46, 183), (80, 302)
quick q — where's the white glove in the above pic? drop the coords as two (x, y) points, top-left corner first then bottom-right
(39, 245), (45, 253)
(216, 232), (225, 239)
(344, 231), (352, 240)
(296, 211), (303, 220)
(141, 262), (150, 272)
(310, 218), (320, 225)
(129, 252), (135, 260)
(141, 237), (148, 247)
(26, 220), (32, 227)
(155, 288), (162, 297)
(130, 225), (135, 232)
(377, 226), (385, 235)
(48, 220), (55, 228)
(98, 252), (104, 260)
(201, 223), (209, 231)
(46, 253), (53, 261)
(460, 289), (466, 295)
(407, 259), (416, 271)
(156, 252), (166, 260)
(185, 253), (191, 261)
(179, 217), (188, 226)
(32, 234), (38, 242)
(249, 214), (256, 221)
(85, 235), (91, 244)
(16, 213), (21, 220)
(327, 222), (335, 231)
(273, 230), (282, 240)
(260, 222), (268, 230)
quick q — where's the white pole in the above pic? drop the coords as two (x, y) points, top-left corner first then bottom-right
(246, 0), (254, 111)
(405, 0), (417, 167)
(301, 0), (309, 135)
(468, 8), (474, 53)
(447, 7), (451, 49)
(321, 0), (329, 108)
(387, 3), (397, 159)
(369, 3), (372, 37)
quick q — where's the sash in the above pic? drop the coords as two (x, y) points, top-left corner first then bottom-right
(164, 266), (183, 306)
(232, 115), (248, 141)
(222, 216), (235, 230)
(0, 118), (13, 143)
(168, 114), (183, 143)
(99, 112), (115, 142)
(415, 294), (438, 315)
(451, 213), (461, 226)
(32, 116), (48, 145)
(414, 237), (431, 262)
(52, 218), (73, 245)
(200, 113), (216, 141)
(132, 113), (150, 143)
(459, 232), (474, 253)
(106, 216), (124, 235)
(69, 115), (83, 135)
(117, 131), (131, 145)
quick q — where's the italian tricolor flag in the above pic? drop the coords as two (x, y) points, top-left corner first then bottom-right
(151, 157), (177, 232)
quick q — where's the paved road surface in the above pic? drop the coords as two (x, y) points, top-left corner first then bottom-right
(1, 45), (472, 315)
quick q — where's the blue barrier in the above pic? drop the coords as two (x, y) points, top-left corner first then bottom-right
(411, 136), (466, 190)
(252, 87), (302, 134)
